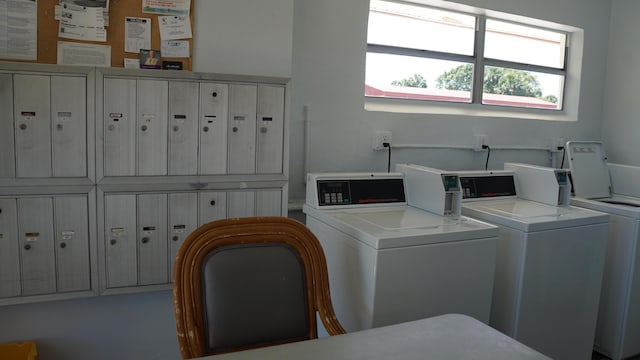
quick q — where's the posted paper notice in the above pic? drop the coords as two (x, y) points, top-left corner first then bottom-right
(58, 3), (107, 42)
(158, 15), (191, 40)
(125, 17), (151, 53)
(0, 0), (38, 60)
(161, 40), (189, 58)
(142, 0), (190, 15)
(57, 41), (111, 67)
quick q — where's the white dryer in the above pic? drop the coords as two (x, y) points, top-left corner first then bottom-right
(567, 141), (640, 360)
(452, 164), (609, 360)
(303, 172), (499, 333)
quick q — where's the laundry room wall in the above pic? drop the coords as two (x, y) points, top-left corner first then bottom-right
(0, 2), (295, 360)
(289, 0), (612, 203)
(192, 0), (294, 77)
(0, 1), (616, 359)
(601, 0), (640, 166)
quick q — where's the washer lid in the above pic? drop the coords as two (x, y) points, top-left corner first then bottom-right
(303, 205), (498, 249)
(339, 207), (452, 230)
(462, 199), (608, 232)
(566, 141), (611, 199)
(570, 195), (640, 219)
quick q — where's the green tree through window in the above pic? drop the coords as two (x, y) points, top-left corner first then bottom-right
(419, 64), (555, 102)
(391, 73), (428, 88)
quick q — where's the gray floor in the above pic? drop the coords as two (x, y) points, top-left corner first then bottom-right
(592, 351), (640, 360)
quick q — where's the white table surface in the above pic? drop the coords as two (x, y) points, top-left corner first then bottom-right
(197, 314), (551, 360)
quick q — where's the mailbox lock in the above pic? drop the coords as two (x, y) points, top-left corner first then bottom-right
(110, 239), (117, 245)
(232, 126), (238, 132)
(141, 237), (150, 244)
(60, 242), (67, 249)
(108, 124), (115, 131)
(57, 124), (63, 130)
(212, 91), (217, 98)
(141, 125), (148, 132)
(203, 126), (209, 132)
(19, 124), (27, 130)
(173, 125), (180, 132)
(172, 236), (179, 242)
(210, 200), (216, 206)
(260, 127), (268, 134)
(24, 244), (31, 250)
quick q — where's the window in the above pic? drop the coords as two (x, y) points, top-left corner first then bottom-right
(365, 0), (569, 111)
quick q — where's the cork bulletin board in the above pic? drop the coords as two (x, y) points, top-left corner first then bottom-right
(5, 0), (194, 70)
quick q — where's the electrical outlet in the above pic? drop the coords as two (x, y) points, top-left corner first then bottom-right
(373, 130), (392, 150)
(473, 134), (488, 151)
(550, 138), (565, 152)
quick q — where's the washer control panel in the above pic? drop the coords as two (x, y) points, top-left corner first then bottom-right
(460, 175), (517, 199)
(316, 178), (406, 206)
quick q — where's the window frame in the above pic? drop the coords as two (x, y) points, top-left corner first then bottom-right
(365, 0), (576, 118)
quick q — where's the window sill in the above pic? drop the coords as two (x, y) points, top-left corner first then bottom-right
(364, 96), (577, 122)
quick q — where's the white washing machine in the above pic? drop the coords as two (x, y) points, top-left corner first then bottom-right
(567, 141), (640, 360)
(451, 164), (609, 360)
(303, 172), (499, 333)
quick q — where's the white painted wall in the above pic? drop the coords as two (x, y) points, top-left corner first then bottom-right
(289, 0), (612, 202)
(602, 0), (640, 165)
(193, 0), (294, 77)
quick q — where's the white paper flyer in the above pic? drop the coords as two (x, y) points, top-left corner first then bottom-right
(0, 0), (38, 60)
(124, 17), (151, 53)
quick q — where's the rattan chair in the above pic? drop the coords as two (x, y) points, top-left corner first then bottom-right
(172, 216), (346, 359)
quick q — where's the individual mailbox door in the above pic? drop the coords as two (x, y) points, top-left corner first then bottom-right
(18, 197), (56, 295)
(54, 196), (90, 292)
(227, 191), (255, 218)
(104, 78), (136, 176)
(105, 194), (137, 288)
(52, 76), (87, 177)
(228, 84), (257, 174)
(0, 199), (20, 298)
(199, 83), (228, 174)
(0, 74), (15, 178)
(137, 80), (168, 175)
(168, 81), (199, 175)
(256, 86), (285, 174)
(138, 193), (168, 285)
(14, 75), (51, 178)
(198, 192), (227, 226)
(168, 193), (197, 275)
(256, 190), (283, 216)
